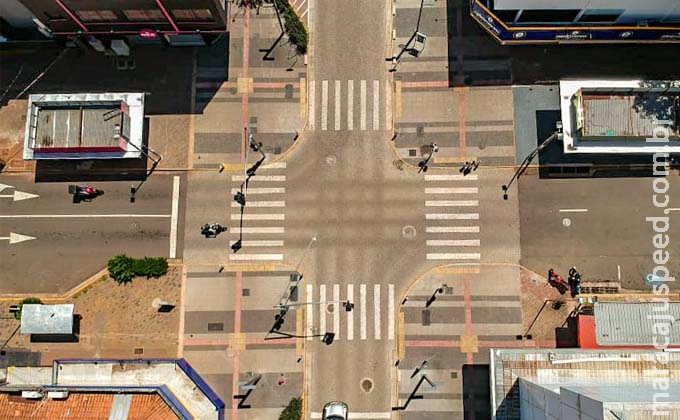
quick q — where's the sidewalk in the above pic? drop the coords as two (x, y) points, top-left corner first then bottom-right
(391, 0), (516, 170)
(192, 3), (307, 170)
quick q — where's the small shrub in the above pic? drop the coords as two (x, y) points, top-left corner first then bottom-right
(14, 297), (43, 320)
(278, 397), (302, 420)
(107, 255), (168, 283)
(274, 0), (308, 54)
(108, 254), (135, 283)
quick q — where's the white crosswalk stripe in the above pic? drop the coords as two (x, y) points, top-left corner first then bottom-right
(309, 79), (390, 131)
(424, 172), (481, 261)
(305, 283), (395, 341)
(229, 164), (287, 261)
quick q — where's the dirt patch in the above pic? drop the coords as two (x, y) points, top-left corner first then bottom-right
(0, 266), (181, 365)
(0, 100), (35, 172)
(520, 267), (577, 346)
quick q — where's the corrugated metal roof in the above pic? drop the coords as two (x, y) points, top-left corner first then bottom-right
(20, 304), (74, 335)
(594, 301), (680, 346)
(581, 93), (679, 138)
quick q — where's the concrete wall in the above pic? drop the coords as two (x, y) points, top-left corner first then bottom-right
(519, 379), (605, 420)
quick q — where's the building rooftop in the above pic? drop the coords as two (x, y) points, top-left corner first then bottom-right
(0, 392), (178, 420)
(594, 301), (680, 347)
(490, 348), (680, 419)
(20, 304), (74, 335)
(33, 106), (125, 149)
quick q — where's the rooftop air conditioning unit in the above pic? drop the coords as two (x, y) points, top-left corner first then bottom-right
(21, 391), (43, 399)
(48, 391), (69, 399)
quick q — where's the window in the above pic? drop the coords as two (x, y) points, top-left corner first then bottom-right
(578, 10), (623, 24)
(76, 10), (118, 21)
(517, 9), (580, 23)
(171, 9), (213, 21)
(122, 9), (165, 21)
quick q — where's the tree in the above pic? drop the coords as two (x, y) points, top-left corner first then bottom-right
(278, 397), (302, 420)
(631, 80), (680, 123)
(235, 0), (264, 10)
(15, 297), (43, 320)
(108, 254), (135, 284)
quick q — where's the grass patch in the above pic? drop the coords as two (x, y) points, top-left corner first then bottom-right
(279, 397), (302, 420)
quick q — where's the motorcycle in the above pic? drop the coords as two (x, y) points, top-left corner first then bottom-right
(547, 268), (569, 295)
(201, 223), (226, 238)
(69, 185), (104, 202)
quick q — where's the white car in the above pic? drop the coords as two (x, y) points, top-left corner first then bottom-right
(322, 401), (348, 420)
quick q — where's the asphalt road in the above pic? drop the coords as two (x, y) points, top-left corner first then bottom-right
(0, 173), (184, 293)
(519, 173), (680, 290)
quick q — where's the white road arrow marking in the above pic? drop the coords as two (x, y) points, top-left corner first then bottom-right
(0, 183), (14, 193)
(0, 232), (37, 245)
(0, 190), (40, 201)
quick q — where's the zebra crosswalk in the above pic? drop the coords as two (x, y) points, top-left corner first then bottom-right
(305, 283), (395, 341)
(229, 162), (287, 261)
(424, 174), (481, 261)
(308, 79), (392, 132)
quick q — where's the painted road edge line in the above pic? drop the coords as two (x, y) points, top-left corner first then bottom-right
(169, 175), (180, 259)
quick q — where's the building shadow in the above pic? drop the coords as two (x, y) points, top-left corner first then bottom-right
(555, 312), (579, 348)
(461, 364), (491, 419)
(193, 33), (230, 115)
(29, 314), (80, 343)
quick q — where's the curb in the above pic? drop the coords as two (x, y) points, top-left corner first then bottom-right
(0, 267), (108, 302)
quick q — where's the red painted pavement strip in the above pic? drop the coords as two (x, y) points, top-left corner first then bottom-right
(463, 274), (473, 365)
(240, 8), (251, 164)
(458, 89), (467, 154)
(401, 80), (449, 88)
(405, 340), (461, 348)
(196, 81), (301, 89)
(404, 340), (556, 348)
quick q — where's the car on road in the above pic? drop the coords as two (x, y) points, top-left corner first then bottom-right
(322, 401), (348, 420)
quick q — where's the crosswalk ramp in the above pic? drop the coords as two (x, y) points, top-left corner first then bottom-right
(308, 79), (392, 132)
(229, 162), (287, 261)
(305, 283), (395, 341)
(424, 174), (481, 261)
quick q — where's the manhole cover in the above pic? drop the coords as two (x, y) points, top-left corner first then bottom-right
(326, 155), (337, 165)
(402, 225), (417, 239)
(361, 378), (373, 393)
(326, 303), (334, 313)
(562, 218), (571, 227)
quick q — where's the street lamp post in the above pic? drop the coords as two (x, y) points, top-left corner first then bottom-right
(390, 0), (426, 72)
(502, 130), (559, 200)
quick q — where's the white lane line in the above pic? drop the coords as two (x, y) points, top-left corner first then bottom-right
(228, 240), (284, 247)
(617, 264), (621, 281)
(374, 284), (381, 340)
(169, 176), (180, 259)
(307, 284), (313, 340)
(373, 80), (379, 131)
(347, 80), (354, 130)
(559, 208), (588, 213)
(665, 208), (680, 212)
(231, 187), (284, 194)
(333, 283), (340, 340)
(427, 239), (480, 246)
(360, 80), (367, 131)
(229, 254), (284, 261)
(425, 174), (478, 181)
(311, 413), (391, 419)
(232, 175), (286, 182)
(426, 213), (479, 220)
(230, 213), (284, 221)
(321, 80), (328, 130)
(425, 187), (478, 194)
(231, 201), (285, 208)
(334, 80), (341, 131)
(319, 284), (326, 336)
(360, 284), (367, 340)
(426, 226), (480, 233)
(308, 80), (315, 130)
(427, 253), (481, 260)
(347, 284), (354, 340)
(262, 162), (287, 169)
(426, 200), (478, 207)
(388, 284), (394, 341)
(385, 80), (392, 129)
(230, 227), (284, 234)
(0, 214), (171, 218)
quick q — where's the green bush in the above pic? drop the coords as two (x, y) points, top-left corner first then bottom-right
(274, 0), (308, 54)
(278, 397), (302, 420)
(108, 255), (168, 283)
(14, 297), (43, 320)
(108, 254), (135, 284)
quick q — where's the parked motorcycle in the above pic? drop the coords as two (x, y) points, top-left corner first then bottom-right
(69, 185), (104, 202)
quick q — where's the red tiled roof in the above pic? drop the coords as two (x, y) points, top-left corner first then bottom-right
(0, 392), (180, 419)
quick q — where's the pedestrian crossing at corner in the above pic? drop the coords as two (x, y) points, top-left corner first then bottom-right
(308, 79), (392, 132)
(229, 162), (287, 261)
(424, 174), (481, 261)
(305, 283), (395, 341)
